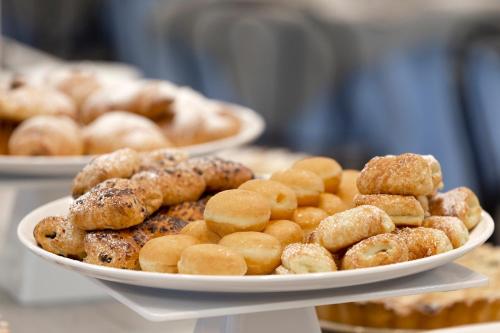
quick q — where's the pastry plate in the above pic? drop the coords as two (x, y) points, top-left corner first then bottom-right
(18, 196), (494, 293)
(0, 103), (264, 176)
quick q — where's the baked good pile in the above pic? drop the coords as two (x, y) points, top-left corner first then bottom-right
(34, 151), (482, 276)
(0, 65), (240, 155)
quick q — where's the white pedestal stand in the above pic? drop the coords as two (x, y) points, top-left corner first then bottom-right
(93, 263), (487, 333)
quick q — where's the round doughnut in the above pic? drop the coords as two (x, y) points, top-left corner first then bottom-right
(72, 148), (140, 198)
(423, 216), (469, 249)
(429, 187), (482, 230)
(34, 216), (86, 259)
(264, 220), (304, 247)
(180, 220), (221, 244)
(139, 235), (200, 273)
(292, 157), (342, 193)
(204, 189), (271, 236)
(218, 231), (282, 275)
(281, 243), (337, 274)
(271, 169), (324, 206)
(177, 244), (247, 275)
(318, 193), (348, 215)
(341, 234), (409, 270)
(336, 169), (360, 208)
(314, 205), (395, 252)
(395, 227), (453, 260)
(239, 179), (297, 219)
(292, 207), (328, 232)
(8, 115), (83, 156)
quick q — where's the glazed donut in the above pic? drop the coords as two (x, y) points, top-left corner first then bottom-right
(429, 187), (482, 230)
(336, 169), (360, 208)
(139, 235), (200, 273)
(292, 157), (342, 193)
(72, 148), (140, 198)
(180, 220), (221, 244)
(138, 148), (188, 171)
(69, 178), (162, 230)
(239, 179), (297, 220)
(179, 157), (254, 192)
(8, 115), (83, 156)
(423, 155), (444, 193)
(314, 205), (395, 252)
(132, 167), (206, 206)
(281, 243), (337, 274)
(292, 207), (328, 232)
(177, 244), (247, 275)
(166, 197), (209, 222)
(353, 194), (424, 226)
(318, 193), (348, 215)
(357, 153), (434, 196)
(395, 227), (453, 260)
(423, 216), (469, 249)
(264, 220), (304, 247)
(341, 234), (409, 270)
(204, 189), (271, 236)
(34, 216), (86, 259)
(271, 169), (324, 206)
(219, 231), (282, 275)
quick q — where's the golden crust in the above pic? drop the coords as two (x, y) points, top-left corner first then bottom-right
(423, 155), (444, 193)
(353, 194), (424, 226)
(336, 169), (360, 208)
(180, 220), (221, 244)
(292, 207), (328, 232)
(264, 220), (304, 247)
(317, 193), (348, 215)
(138, 148), (188, 171)
(292, 157), (342, 193)
(271, 168), (324, 206)
(139, 235), (199, 273)
(34, 216), (86, 259)
(177, 244), (247, 275)
(423, 216), (469, 249)
(166, 196), (209, 222)
(429, 187), (482, 230)
(395, 227), (452, 260)
(281, 243), (336, 273)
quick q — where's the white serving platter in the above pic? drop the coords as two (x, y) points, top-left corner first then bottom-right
(0, 103), (264, 177)
(18, 196), (494, 293)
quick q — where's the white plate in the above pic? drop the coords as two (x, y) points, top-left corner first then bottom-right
(17, 196), (494, 293)
(0, 103), (264, 176)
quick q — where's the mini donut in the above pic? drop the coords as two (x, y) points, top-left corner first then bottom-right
(204, 189), (271, 236)
(177, 244), (247, 275)
(341, 234), (409, 270)
(239, 179), (297, 219)
(292, 157), (342, 193)
(336, 169), (360, 208)
(423, 216), (469, 248)
(395, 227), (453, 260)
(353, 194), (424, 226)
(292, 207), (328, 232)
(180, 157), (254, 192)
(314, 205), (395, 252)
(271, 169), (324, 206)
(166, 196), (209, 222)
(34, 216), (86, 259)
(8, 115), (83, 156)
(72, 148), (140, 198)
(281, 243), (337, 274)
(318, 193), (348, 215)
(138, 148), (188, 171)
(264, 220), (304, 247)
(132, 167), (206, 206)
(357, 153), (434, 196)
(180, 220), (221, 244)
(219, 231), (282, 275)
(139, 235), (200, 273)
(423, 155), (444, 193)
(429, 187), (482, 230)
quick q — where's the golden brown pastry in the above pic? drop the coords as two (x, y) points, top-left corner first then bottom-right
(219, 231), (282, 275)
(8, 115), (83, 156)
(180, 220), (221, 244)
(423, 216), (469, 248)
(292, 207), (328, 233)
(274, 265), (292, 275)
(423, 155), (444, 193)
(336, 169), (360, 208)
(239, 179), (297, 220)
(139, 235), (200, 273)
(271, 168), (324, 206)
(264, 220), (304, 247)
(138, 148), (188, 171)
(69, 178), (162, 230)
(83, 111), (171, 154)
(204, 189), (271, 236)
(318, 193), (348, 215)
(429, 187), (482, 230)
(48, 68), (103, 109)
(166, 196), (209, 222)
(72, 148), (140, 198)
(177, 244), (247, 275)
(34, 216), (86, 259)
(281, 243), (337, 274)
(314, 205), (395, 252)
(353, 194), (425, 226)
(395, 227), (453, 260)
(342, 234), (409, 270)
(417, 195), (430, 216)
(292, 157), (342, 193)
(357, 153), (435, 196)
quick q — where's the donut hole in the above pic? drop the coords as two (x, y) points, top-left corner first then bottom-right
(276, 193), (286, 204)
